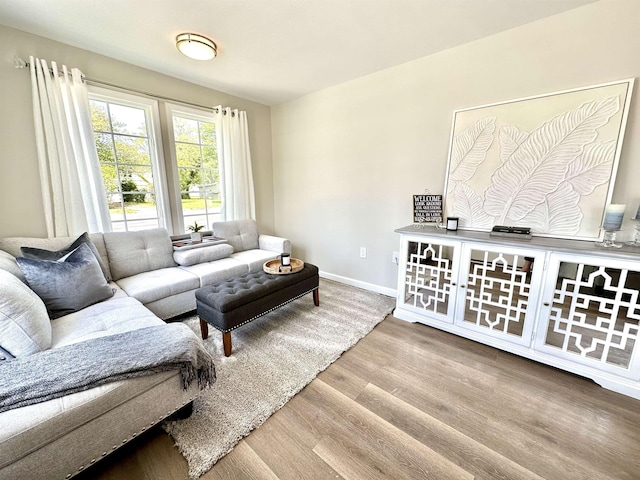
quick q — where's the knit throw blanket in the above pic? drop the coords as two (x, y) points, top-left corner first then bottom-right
(0, 323), (216, 413)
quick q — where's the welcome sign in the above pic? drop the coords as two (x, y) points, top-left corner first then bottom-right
(413, 194), (443, 224)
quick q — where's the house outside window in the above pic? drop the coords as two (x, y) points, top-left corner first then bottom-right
(88, 88), (170, 232)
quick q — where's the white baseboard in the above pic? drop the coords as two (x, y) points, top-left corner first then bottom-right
(319, 271), (397, 298)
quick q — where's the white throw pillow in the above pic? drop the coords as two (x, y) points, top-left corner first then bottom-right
(173, 244), (234, 266)
(0, 270), (51, 357)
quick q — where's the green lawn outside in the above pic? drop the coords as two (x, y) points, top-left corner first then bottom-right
(109, 198), (221, 214)
(181, 198), (221, 210)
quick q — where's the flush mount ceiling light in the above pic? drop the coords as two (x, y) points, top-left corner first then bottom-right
(176, 33), (217, 60)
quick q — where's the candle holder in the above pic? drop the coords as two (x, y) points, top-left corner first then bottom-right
(626, 221), (640, 247)
(595, 229), (623, 248)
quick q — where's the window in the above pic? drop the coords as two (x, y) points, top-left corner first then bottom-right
(86, 90), (219, 235)
(166, 105), (220, 232)
(88, 88), (169, 232)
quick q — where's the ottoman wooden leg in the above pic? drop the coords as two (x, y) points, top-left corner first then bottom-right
(313, 288), (320, 306)
(199, 317), (209, 340)
(223, 332), (232, 357)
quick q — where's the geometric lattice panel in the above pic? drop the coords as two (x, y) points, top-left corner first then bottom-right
(545, 262), (640, 369)
(404, 241), (454, 316)
(463, 249), (531, 337)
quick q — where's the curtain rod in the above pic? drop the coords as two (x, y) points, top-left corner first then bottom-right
(14, 56), (235, 115)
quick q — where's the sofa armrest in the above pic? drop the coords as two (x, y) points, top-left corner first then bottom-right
(259, 235), (291, 254)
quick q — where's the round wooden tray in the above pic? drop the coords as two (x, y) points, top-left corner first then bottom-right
(263, 258), (304, 275)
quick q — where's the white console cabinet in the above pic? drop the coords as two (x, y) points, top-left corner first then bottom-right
(395, 225), (640, 400)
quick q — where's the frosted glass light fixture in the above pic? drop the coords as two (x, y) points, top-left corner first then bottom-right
(176, 33), (217, 60)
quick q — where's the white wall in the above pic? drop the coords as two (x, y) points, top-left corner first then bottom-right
(271, 0), (640, 291)
(0, 25), (274, 238)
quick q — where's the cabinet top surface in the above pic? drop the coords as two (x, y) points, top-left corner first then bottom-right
(394, 224), (640, 261)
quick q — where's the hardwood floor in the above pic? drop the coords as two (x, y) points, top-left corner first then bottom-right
(77, 315), (640, 480)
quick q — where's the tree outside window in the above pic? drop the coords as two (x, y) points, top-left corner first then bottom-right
(171, 112), (220, 231)
(89, 98), (162, 231)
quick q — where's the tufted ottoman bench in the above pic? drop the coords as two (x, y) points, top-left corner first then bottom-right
(195, 263), (319, 356)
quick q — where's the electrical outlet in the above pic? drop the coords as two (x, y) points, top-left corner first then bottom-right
(392, 251), (399, 264)
(360, 247), (367, 258)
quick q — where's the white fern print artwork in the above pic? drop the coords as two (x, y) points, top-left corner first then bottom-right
(447, 116), (495, 192)
(443, 80), (633, 239)
(452, 184), (493, 229)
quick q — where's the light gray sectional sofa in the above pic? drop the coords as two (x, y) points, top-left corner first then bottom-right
(0, 220), (289, 480)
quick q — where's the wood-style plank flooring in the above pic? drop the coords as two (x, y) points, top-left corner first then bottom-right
(77, 315), (640, 480)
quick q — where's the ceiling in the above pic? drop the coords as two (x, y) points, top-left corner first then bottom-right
(0, 0), (595, 106)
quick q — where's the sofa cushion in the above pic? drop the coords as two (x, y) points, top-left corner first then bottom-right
(16, 244), (115, 319)
(0, 250), (25, 283)
(179, 257), (249, 285)
(50, 296), (163, 348)
(103, 229), (175, 281)
(173, 243), (233, 266)
(0, 270), (51, 357)
(213, 220), (259, 253)
(115, 267), (200, 305)
(230, 249), (280, 273)
(20, 232), (111, 282)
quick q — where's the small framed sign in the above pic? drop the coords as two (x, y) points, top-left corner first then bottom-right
(413, 194), (443, 224)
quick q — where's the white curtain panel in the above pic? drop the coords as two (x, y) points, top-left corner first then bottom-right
(30, 56), (111, 236)
(214, 106), (256, 221)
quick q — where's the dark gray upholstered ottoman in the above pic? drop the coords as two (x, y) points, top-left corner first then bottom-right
(195, 263), (319, 356)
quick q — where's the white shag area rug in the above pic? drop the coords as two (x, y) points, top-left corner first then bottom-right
(162, 278), (395, 479)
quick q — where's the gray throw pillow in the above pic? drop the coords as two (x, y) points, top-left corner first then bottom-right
(17, 243), (115, 319)
(0, 269), (51, 357)
(21, 232), (111, 282)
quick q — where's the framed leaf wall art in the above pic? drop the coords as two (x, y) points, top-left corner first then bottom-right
(442, 79), (634, 241)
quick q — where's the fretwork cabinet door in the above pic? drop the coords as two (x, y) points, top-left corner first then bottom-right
(398, 235), (462, 324)
(453, 243), (546, 347)
(534, 253), (640, 380)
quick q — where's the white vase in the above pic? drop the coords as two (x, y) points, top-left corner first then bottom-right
(190, 232), (202, 242)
